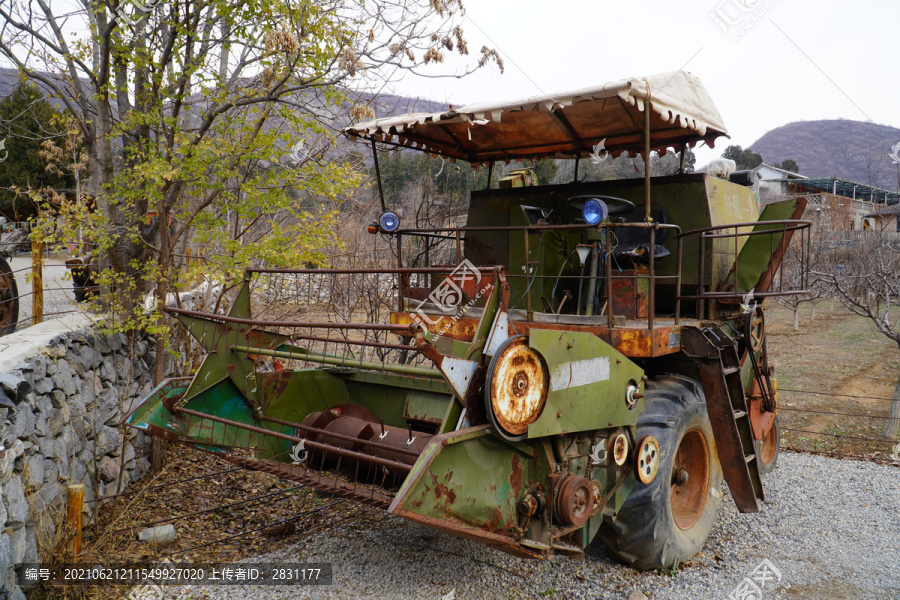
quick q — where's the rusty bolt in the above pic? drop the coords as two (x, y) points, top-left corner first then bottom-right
(672, 467), (690, 486)
(518, 494), (538, 517)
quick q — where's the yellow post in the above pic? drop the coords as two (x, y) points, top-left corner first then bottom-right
(32, 241), (43, 325)
(66, 484), (84, 556)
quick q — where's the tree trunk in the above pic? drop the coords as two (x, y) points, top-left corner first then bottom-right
(150, 437), (165, 473)
(885, 376), (900, 442)
(810, 302), (817, 321)
(151, 191), (171, 473)
(792, 307), (799, 331)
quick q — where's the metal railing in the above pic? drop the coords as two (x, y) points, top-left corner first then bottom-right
(390, 221), (684, 328)
(678, 220), (812, 320)
(210, 218), (814, 367)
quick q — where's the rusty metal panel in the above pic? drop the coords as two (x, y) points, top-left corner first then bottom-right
(610, 273), (649, 319)
(392, 311), (685, 359)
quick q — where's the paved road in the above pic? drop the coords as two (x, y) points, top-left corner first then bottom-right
(7, 254), (82, 328)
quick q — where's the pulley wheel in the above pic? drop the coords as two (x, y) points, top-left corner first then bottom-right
(553, 474), (594, 526)
(746, 305), (766, 353)
(485, 335), (549, 441)
(635, 436), (660, 484)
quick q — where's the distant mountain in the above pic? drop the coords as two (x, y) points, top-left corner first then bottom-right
(749, 119), (900, 190)
(0, 67), (448, 120)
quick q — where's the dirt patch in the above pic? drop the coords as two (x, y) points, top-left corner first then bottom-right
(781, 578), (871, 599)
(39, 448), (366, 600)
(766, 303), (900, 459)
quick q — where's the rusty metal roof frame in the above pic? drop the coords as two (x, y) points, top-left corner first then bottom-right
(789, 178), (900, 205)
(343, 71), (729, 166)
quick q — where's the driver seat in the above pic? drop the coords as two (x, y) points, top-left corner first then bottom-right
(611, 205), (671, 265)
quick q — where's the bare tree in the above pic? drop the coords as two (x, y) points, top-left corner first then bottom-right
(815, 221), (900, 440)
(775, 200), (844, 329)
(0, 0), (499, 381)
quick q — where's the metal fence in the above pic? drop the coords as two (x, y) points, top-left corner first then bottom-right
(0, 233), (85, 331)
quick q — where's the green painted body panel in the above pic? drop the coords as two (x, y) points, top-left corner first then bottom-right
(463, 174), (766, 315)
(704, 178), (760, 294)
(527, 330), (645, 438)
(391, 426), (547, 534)
(405, 389), (454, 425)
(260, 369), (350, 424)
(126, 378), (192, 432)
(127, 376), (289, 459)
(733, 198), (802, 292)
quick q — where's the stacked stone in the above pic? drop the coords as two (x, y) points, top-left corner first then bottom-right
(0, 328), (157, 599)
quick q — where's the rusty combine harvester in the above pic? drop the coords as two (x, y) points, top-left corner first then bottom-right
(128, 71), (811, 569)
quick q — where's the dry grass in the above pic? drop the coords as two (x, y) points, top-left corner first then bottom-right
(766, 302), (900, 459)
(37, 447), (368, 599)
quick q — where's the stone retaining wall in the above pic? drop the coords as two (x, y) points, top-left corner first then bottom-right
(0, 315), (158, 599)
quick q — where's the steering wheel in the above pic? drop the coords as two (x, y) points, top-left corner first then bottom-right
(568, 194), (636, 216)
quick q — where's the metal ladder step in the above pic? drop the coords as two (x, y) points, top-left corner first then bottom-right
(696, 324), (764, 513)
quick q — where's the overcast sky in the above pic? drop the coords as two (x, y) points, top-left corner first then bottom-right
(388, 0), (898, 168)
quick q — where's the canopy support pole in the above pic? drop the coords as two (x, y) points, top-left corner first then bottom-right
(372, 138), (386, 211)
(644, 102), (651, 223)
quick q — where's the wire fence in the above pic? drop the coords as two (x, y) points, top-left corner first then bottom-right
(776, 388), (899, 464)
(0, 236), (89, 331)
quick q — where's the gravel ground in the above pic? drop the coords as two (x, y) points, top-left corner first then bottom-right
(153, 452), (900, 600)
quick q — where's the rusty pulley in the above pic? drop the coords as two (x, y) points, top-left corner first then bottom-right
(485, 335), (549, 441)
(552, 473), (595, 526)
(634, 435), (660, 484)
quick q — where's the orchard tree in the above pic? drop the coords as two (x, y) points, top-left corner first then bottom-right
(815, 223), (900, 441)
(0, 0), (500, 379)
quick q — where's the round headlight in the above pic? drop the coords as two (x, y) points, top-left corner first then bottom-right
(378, 211), (400, 232)
(582, 198), (608, 225)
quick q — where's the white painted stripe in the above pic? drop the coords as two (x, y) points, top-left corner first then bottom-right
(549, 356), (610, 392)
(485, 312), (510, 357)
(440, 356), (478, 399)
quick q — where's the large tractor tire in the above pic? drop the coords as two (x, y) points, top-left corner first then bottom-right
(597, 374), (723, 570)
(0, 255), (19, 335)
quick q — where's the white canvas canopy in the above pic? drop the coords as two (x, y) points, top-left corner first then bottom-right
(343, 71), (729, 165)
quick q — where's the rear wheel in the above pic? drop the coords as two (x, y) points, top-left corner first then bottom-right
(0, 255), (19, 335)
(596, 374), (723, 570)
(756, 415), (781, 474)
